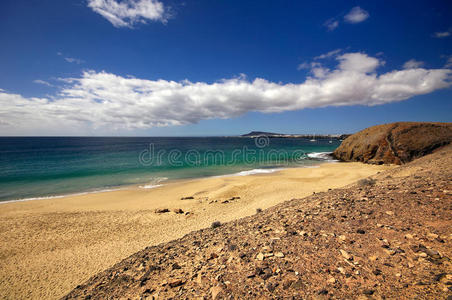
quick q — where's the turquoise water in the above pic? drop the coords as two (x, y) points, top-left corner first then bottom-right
(0, 137), (340, 202)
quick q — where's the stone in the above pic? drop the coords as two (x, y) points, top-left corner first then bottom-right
(155, 208), (170, 213)
(340, 249), (352, 260)
(384, 249), (396, 256)
(425, 248), (441, 259)
(168, 279), (184, 288)
(210, 285), (223, 300)
(363, 289), (375, 295)
(385, 211), (394, 216)
(275, 252), (285, 258)
(427, 233), (439, 239)
(373, 269), (382, 276)
(256, 252), (265, 261)
(328, 277), (336, 284)
(173, 208), (184, 214)
(318, 289), (328, 295)
(338, 235), (346, 241)
(356, 229), (366, 234)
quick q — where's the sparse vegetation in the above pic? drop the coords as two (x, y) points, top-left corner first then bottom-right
(357, 178), (376, 187)
(211, 221), (221, 229)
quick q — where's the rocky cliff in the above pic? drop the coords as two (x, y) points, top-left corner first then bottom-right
(333, 122), (452, 164)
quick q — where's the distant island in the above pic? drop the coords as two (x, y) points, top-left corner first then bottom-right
(241, 131), (351, 140)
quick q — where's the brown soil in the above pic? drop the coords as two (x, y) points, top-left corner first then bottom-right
(333, 122), (452, 165)
(64, 145), (452, 300)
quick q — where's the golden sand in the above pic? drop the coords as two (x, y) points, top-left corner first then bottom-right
(0, 162), (392, 299)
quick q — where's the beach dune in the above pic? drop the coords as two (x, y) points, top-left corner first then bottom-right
(0, 162), (391, 299)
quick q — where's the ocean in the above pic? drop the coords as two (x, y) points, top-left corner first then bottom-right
(0, 136), (340, 202)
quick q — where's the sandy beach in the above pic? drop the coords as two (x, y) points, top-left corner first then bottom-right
(0, 162), (392, 299)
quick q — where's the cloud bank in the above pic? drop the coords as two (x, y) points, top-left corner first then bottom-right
(87, 0), (168, 28)
(1, 52), (451, 135)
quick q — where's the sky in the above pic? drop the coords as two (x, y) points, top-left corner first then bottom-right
(0, 0), (451, 136)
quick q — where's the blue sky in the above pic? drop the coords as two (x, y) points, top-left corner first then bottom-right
(0, 0), (451, 136)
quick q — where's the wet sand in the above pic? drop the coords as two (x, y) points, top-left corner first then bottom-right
(0, 162), (392, 299)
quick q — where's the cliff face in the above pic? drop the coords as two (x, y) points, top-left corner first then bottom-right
(333, 122), (452, 164)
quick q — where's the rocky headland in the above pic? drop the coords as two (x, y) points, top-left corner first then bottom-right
(333, 122), (452, 165)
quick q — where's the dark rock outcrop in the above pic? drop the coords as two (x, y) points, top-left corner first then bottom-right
(333, 122), (452, 164)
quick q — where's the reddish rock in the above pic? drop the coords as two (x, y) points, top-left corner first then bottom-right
(333, 122), (452, 164)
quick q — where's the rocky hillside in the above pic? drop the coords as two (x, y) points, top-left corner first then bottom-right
(64, 145), (452, 299)
(333, 122), (452, 165)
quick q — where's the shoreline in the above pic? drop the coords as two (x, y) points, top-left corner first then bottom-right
(0, 161), (392, 299)
(0, 157), (335, 204)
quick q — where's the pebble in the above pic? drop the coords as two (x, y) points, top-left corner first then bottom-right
(210, 286), (223, 300)
(373, 269), (382, 276)
(384, 249), (396, 256)
(275, 252), (285, 258)
(338, 235), (346, 241)
(173, 208), (184, 214)
(340, 249), (352, 260)
(168, 279), (184, 288)
(427, 233), (439, 239)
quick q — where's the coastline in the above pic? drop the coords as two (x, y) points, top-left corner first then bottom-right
(0, 161), (392, 299)
(0, 152), (335, 205)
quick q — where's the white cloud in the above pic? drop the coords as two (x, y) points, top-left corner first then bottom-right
(33, 79), (54, 87)
(297, 62), (310, 70)
(344, 7), (369, 23)
(64, 57), (84, 64)
(324, 18), (339, 31)
(314, 49), (342, 60)
(337, 53), (381, 73)
(87, 0), (168, 28)
(57, 52), (84, 64)
(1, 53), (451, 135)
(403, 59), (424, 69)
(433, 31), (451, 38)
(297, 61), (321, 70)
